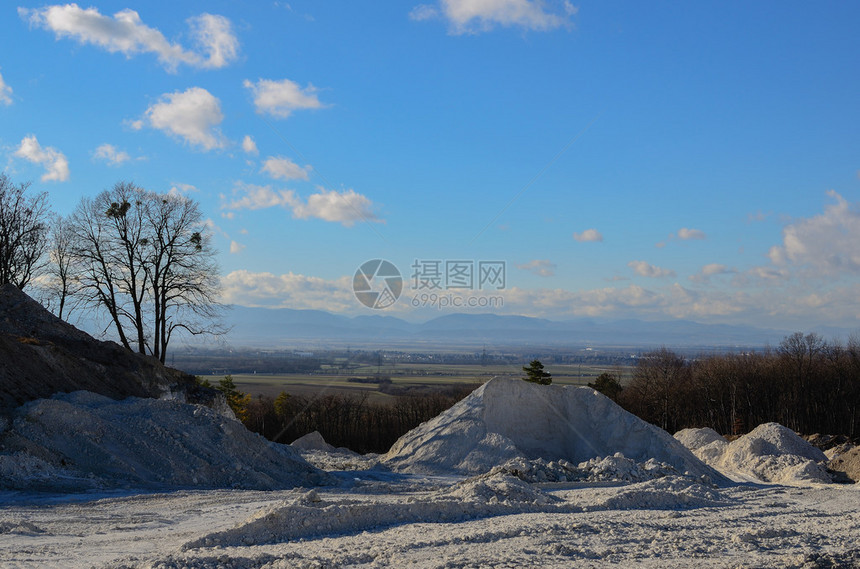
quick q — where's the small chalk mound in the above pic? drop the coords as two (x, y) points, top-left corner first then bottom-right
(677, 423), (831, 485)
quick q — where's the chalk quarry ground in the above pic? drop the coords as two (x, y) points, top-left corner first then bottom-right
(3, 380), (860, 568)
(1, 470), (859, 569)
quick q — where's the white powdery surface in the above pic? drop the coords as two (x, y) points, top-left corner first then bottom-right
(677, 423), (831, 485)
(0, 391), (329, 491)
(383, 377), (719, 480)
(674, 427), (727, 451)
(179, 472), (729, 554)
(291, 431), (381, 471)
(483, 455), (684, 485)
(675, 427), (730, 467)
(291, 431), (336, 452)
(5, 477), (859, 568)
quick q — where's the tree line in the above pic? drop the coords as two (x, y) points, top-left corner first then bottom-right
(611, 333), (860, 437)
(0, 174), (221, 362)
(236, 384), (477, 454)
(217, 330), (860, 454)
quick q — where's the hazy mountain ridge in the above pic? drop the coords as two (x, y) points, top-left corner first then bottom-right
(215, 305), (855, 348)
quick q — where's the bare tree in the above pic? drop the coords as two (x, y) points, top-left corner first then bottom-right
(41, 216), (79, 320)
(143, 193), (222, 362)
(621, 347), (690, 432)
(69, 181), (222, 362)
(0, 173), (50, 289)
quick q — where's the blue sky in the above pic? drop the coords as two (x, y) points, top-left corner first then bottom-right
(2, 1), (859, 328)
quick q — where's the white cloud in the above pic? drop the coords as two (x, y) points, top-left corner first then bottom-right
(261, 156), (311, 181)
(168, 183), (199, 197)
(224, 183), (382, 227)
(19, 5), (238, 71)
(658, 227), (706, 247)
(0, 69), (12, 105)
(291, 188), (381, 227)
(187, 13), (239, 69)
(749, 266), (788, 281)
(700, 263), (730, 276)
(573, 228), (602, 242)
(224, 183), (295, 210)
(678, 227), (706, 240)
(242, 135), (258, 155)
(140, 87), (226, 150)
(689, 263), (736, 284)
(221, 268), (860, 328)
(628, 260), (676, 278)
(14, 135), (70, 182)
(410, 0), (577, 34)
(229, 240), (245, 254)
(409, 4), (439, 21)
(516, 259), (556, 277)
(765, 190), (860, 276)
(221, 270), (356, 312)
(92, 143), (130, 166)
(244, 78), (325, 119)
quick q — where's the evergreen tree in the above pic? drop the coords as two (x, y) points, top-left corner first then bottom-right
(522, 359), (552, 385)
(216, 375), (251, 421)
(588, 372), (623, 401)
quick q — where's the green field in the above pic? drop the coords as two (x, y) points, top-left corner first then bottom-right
(200, 362), (628, 402)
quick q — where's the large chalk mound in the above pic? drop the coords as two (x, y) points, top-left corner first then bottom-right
(382, 377), (720, 480)
(0, 391), (331, 491)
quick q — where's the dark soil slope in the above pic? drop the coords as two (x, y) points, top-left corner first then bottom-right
(0, 284), (194, 415)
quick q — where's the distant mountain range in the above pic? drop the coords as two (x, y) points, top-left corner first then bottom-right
(210, 306), (856, 349)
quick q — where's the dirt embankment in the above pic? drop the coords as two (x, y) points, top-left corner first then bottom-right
(0, 284), (198, 416)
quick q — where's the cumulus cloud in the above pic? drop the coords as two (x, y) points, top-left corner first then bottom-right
(14, 135), (70, 182)
(244, 78), (326, 119)
(138, 87), (226, 150)
(229, 240), (245, 254)
(516, 259), (556, 277)
(0, 69), (12, 105)
(749, 266), (788, 281)
(291, 188), (381, 227)
(187, 13), (239, 69)
(241, 135), (258, 155)
(261, 156), (311, 181)
(224, 183), (382, 227)
(19, 5), (238, 71)
(657, 227), (706, 247)
(92, 143), (130, 166)
(628, 260), (676, 278)
(224, 183), (294, 211)
(573, 228), (602, 242)
(221, 270), (356, 312)
(765, 190), (860, 276)
(678, 227), (706, 240)
(689, 263), (736, 284)
(168, 183), (198, 197)
(410, 0), (577, 34)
